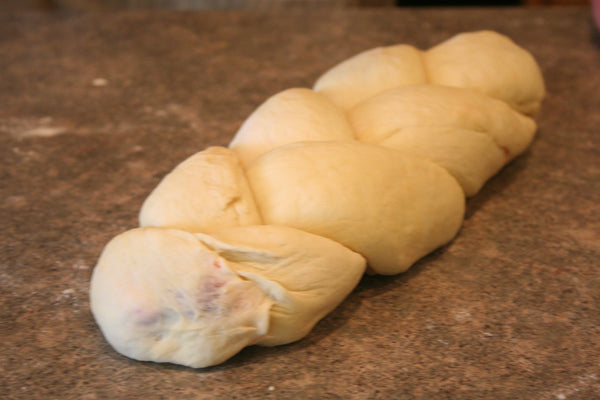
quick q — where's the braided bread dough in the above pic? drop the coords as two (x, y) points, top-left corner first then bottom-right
(90, 30), (545, 368)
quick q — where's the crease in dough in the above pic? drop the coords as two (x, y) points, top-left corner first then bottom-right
(90, 227), (272, 369)
(313, 30), (545, 116)
(313, 44), (427, 111)
(195, 224), (367, 346)
(349, 84), (537, 161)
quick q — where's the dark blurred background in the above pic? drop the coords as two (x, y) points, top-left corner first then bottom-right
(0, 0), (591, 12)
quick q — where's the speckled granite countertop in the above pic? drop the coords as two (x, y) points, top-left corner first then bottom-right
(1, 6), (599, 400)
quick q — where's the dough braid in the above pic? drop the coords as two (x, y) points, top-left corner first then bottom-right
(90, 31), (544, 368)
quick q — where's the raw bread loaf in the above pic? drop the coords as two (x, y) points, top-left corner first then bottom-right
(90, 226), (365, 368)
(246, 141), (465, 275)
(91, 30), (545, 369)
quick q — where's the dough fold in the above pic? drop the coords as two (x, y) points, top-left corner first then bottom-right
(139, 147), (262, 233)
(425, 30), (546, 116)
(246, 141), (465, 275)
(229, 88), (356, 167)
(90, 227), (272, 368)
(379, 126), (506, 196)
(90, 225), (366, 367)
(349, 84), (536, 195)
(196, 225), (366, 346)
(313, 44), (426, 111)
(313, 30), (545, 116)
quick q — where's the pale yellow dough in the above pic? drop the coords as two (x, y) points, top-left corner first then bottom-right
(139, 147), (261, 233)
(91, 30), (545, 369)
(313, 44), (426, 111)
(313, 30), (545, 116)
(246, 141), (465, 275)
(196, 225), (366, 346)
(425, 30), (546, 116)
(379, 126), (506, 196)
(90, 226), (365, 368)
(229, 88), (356, 167)
(90, 227), (272, 368)
(350, 85), (536, 157)
(349, 84), (537, 196)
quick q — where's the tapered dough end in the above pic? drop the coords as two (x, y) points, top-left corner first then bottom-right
(139, 147), (262, 233)
(195, 225), (366, 346)
(246, 141), (465, 275)
(425, 30), (546, 116)
(313, 44), (427, 111)
(90, 227), (272, 368)
(229, 88), (356, 167)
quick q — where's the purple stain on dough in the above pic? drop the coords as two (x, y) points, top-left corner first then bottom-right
(195, 276), (225, 314)
(130, 308), (154, 326)
(133, 308), (169, 327)
(169, 276), (227, 318)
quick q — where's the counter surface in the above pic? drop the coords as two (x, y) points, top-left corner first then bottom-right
(1, 6), (599, 399)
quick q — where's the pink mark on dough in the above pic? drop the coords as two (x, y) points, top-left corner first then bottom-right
(132, 308), (161, 326)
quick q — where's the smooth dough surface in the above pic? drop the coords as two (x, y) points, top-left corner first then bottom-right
(196, 225), (366, 346)
(425, 30), (545, 116)
(313, 44), (426, 111)
(139, 147), (261, 233)
(246, 141), (465, 275)
(349, 84), (537, 161)
(229, 88), (356, 167)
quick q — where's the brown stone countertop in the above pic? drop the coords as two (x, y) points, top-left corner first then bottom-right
(1, 6), (599, 400)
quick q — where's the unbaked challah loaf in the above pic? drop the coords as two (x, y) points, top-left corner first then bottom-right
(90, 30), (545, 368)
